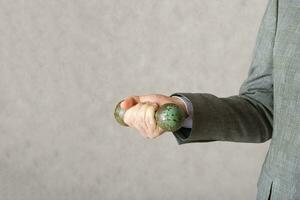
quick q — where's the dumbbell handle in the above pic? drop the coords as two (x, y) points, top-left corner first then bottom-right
(114, 100), (185, 132)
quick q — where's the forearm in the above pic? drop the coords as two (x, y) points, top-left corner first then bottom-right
(170, 93), (273, 144)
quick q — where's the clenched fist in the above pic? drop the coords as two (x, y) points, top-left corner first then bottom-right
(120, 94), (188, 139)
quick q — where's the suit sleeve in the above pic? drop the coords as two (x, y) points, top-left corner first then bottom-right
(170, 0), (278, 145)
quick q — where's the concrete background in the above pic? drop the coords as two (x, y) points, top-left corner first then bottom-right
(0, 0), (271, 199)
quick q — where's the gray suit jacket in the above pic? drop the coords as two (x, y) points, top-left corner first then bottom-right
(170, 0), (300, 199)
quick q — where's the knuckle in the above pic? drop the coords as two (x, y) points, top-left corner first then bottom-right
(147, 134), (154, 139)
(124, 111), (132, 122)
(145, 132), (152, 139)
(149, 130), (158, 139)
(146, 134), (152, 139)
(152, 132), (159, 138)
(151, 135), (158, 139)
(123, 116), (129, 124)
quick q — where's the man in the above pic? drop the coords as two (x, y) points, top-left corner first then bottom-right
(119, 0), (300, 199)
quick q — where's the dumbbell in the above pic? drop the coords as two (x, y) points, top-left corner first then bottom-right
(114, 100), (185, 132)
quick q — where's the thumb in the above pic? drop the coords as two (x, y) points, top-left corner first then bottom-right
(120, 96), (140, 110)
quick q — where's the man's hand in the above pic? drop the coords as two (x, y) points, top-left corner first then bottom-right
(120, 94), (188, 139)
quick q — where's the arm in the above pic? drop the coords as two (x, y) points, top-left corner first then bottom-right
(170, 0), (278, 145)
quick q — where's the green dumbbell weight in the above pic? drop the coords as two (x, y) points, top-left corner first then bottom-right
(114, 101), (185, 132)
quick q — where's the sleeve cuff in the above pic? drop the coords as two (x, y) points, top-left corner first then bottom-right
(169, 93), (217, 145)
(171, 95), (193, 128)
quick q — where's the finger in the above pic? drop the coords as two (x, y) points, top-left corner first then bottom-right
(136, 127), (149, 139)
(124, 103), (149, 138)
(123, 103), (141, 126)
(139, 94), (170, 107)
(145, 103), (159, 137)
(141, 102), (157, 131)
(152, 126), (165, 139)
(135, 103), (150, 138)
(138, 102), (150, 131)
(120, 96), (140, 110)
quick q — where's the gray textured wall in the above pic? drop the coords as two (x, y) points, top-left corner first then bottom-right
(0, 0), (271, 199)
